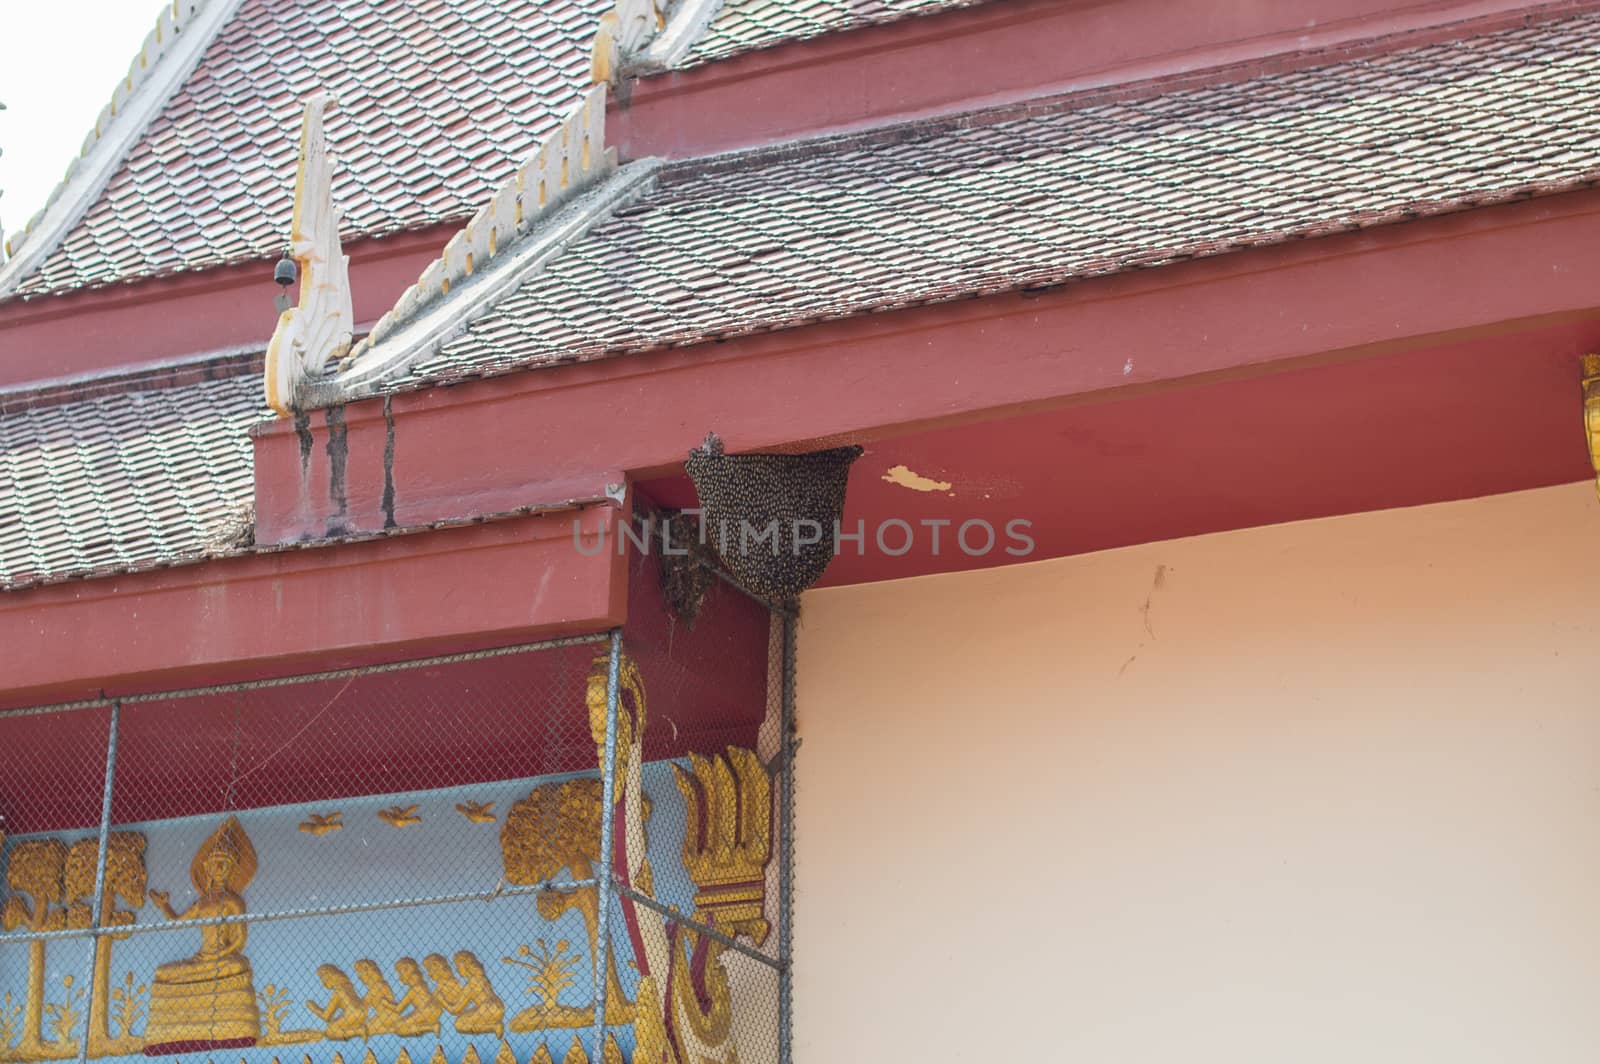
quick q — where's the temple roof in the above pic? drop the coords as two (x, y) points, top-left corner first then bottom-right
(375, 10), (1600, 392)
(683, 0), (990, 65)
(6, 7), (1600, 588)
(1, 0), (987, 300)
(5, 0), (609, 297)
(0, 373), (258, 590)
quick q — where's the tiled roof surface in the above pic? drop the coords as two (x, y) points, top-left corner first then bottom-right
(0, 375), (260, 590)
(684, 0), (991, 65)
(12, 0), (608, 297)
(403, 12), (1600, 387)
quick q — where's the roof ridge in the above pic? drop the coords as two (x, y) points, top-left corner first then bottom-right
(0, 0), (247, 297)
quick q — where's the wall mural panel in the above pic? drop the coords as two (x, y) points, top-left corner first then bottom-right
(0, 653), (772, 1064)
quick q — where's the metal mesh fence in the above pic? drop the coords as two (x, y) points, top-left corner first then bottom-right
(0, 579), (794, 1064)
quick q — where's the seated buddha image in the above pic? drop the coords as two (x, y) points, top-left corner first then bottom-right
(142, 816), (262, 1051)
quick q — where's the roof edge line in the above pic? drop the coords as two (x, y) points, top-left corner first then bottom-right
(314, 158), (662, 408)
(0, 0), (247, 298)
(0, 343), (262, 414)
(366, 174), (1600, 403)
(0, 494), (614, 596)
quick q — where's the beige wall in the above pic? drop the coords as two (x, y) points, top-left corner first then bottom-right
(794, 482), (1600, 1063)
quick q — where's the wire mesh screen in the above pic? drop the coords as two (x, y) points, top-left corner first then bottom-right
(603, 548), (791, 1064)
(0, 579), (794, 1064)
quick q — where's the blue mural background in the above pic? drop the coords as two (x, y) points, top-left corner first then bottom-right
(0, 762), (695, 1064)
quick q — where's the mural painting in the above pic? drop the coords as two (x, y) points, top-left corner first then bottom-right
(0, 653), (773, 1064)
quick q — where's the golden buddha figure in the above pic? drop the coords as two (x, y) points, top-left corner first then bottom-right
(143, 816), (262, 1050)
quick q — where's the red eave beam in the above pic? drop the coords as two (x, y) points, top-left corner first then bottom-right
(0, 507), (627, 710)
(611, 0), (1600, 160)
(0, 225), (456, 389)
(254, 190), (1600, 545)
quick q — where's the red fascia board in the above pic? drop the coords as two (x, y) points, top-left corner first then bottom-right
(0, 225), (456, 389)
(0, 506), (627, 710)
(612, 0), (1600, 160)
(254, 189), (1600, 545)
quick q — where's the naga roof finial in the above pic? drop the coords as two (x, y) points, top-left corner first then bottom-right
(591, 0), (663, 84)
(264, 93), (353, 416)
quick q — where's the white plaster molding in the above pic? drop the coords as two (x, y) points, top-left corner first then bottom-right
(0, 0), (246, 296)
(635, 0), (725, 71)
(263, 94), (353, 416)
(311, 158), (661, 407)
(592, 0), (667, 83)
(614, 0), (663, 53)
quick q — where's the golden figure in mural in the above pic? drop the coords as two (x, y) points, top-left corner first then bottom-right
(377, 806), (421, 829)
(499, 779), (634, 1022)
(297, 813), (343, 837)
(353, 961), (403, 1037)
(143, 816), (261, 1049)
(1, 838), (70, 1060)
(584, 650), (770, 1064)
(455, 802), (496, 825)
(391, 959), (443, 1038)
(305, 965), (366, 1041)
(63, 834), (147, 1057)
(673, 748), (772, 946)
(502, 940), (593, 1033)
(422, 953), (504, 1038)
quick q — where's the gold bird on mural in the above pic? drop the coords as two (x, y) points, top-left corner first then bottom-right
(456, 801), (496, 824)
(298, 812), (343, 836)
(377, 805), (422, 829)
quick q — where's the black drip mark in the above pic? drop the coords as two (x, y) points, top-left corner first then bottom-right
(294, 411), (314, 475)
(381, 395), (398, 530)
(324, 406), (349, 537)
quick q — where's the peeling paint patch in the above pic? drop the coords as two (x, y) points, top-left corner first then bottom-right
(882, 464), (953, 493)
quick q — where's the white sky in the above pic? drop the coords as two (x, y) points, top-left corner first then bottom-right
(0, 0), (169, 235)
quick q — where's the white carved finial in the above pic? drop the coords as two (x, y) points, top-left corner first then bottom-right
(615, 0), (661, 53)
(591, 0), (662, 83)
(264, 93), (353, 416)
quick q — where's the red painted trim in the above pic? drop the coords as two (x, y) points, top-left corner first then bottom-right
(0, 540), (772, 832)
(0, 225), (456, 389)
(612, 0), (1599, 160)
(0, 506), (627, 708)
(144, 1038), (256, 1056)
(254, 189), (1600, 545)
